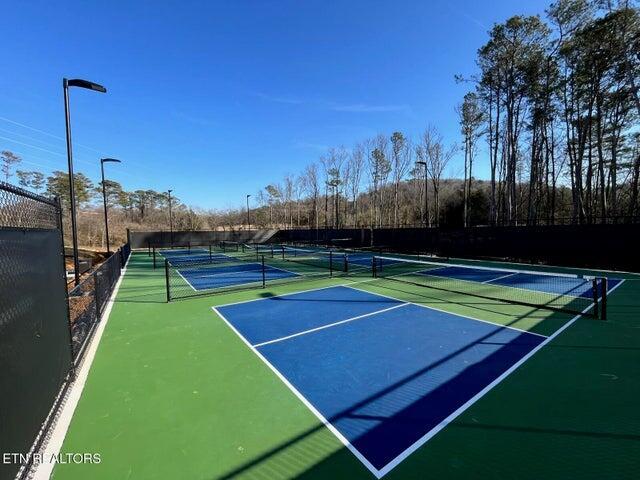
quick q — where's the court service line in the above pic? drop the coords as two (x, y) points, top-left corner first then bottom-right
(482, 272), (518, 284)
(212, 283), (353, 308)
(252, 303), (411, 348)
(344, 285), (549, 339)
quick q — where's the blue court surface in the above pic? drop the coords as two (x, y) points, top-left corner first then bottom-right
(178, 262), (299, 291)
(213, 285), (548, 476)
(399, 263), (622, 299)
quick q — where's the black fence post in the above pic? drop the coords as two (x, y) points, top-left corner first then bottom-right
(209, 244), (212, 261)
(372, 256), (377, 278)
(95, 269), (101, 321)
(261, 255), (266, 288)
(329, 251), (333, 278)
(153, 247), (157, 270)
(55, 195), (77, 379)
(165, 259), (171, 302)
(344, 254), (348, 273)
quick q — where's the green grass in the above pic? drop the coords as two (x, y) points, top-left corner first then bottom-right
(52, 251), (640, 479)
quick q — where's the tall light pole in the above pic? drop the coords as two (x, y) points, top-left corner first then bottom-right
(100, 158), (121, 254)
(416, 160), (428, 227)
(246, 194), (251, 230)
(63, 78), (107, 286)
(167, 189), (173, 246)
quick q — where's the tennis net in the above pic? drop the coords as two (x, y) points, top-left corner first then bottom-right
(372, 256), (607, 318)
(280, 247), (347, 272)
(153, 245), (220, 268)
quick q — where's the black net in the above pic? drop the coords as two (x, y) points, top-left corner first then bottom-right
(165, 249), (372, 301)
(372, 256), (606, 318)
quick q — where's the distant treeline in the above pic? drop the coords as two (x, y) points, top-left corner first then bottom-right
(1, 0), (638, 248)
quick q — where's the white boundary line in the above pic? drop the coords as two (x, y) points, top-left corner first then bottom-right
(212, 283), (352, 308)
(344, 285), (548, 339)
(176, 267), (198, 292)
(32, 253), (132, 480)
(211, 305), (382, 477)
(253, 303), (410, 347)
(483, 272), (517, 284)
(212, 281), (627, 476)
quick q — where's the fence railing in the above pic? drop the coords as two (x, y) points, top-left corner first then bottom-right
(68, 244), (131, 363)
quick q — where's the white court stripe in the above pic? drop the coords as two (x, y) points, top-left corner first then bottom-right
(482, 272), (517, 284)
(253, 303), (410, 348)
(343, 285), (549, 339)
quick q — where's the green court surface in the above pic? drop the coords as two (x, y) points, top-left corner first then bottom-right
(52, 251), (640, 479)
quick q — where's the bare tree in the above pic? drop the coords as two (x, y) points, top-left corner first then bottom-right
(422, 126), (456, 226)
(1, 151), (21, 182)
(347, 143), (366, 226)
(457, 92), (484, 226)
(390, 132), (412, 227)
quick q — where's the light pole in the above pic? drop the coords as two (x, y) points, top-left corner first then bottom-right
(100, 158), (122, 254)
(416, 160), (428, 227)
(246, 194), (251, 230)
(63, 78), (107, 286)
(167, 189), (173, 246)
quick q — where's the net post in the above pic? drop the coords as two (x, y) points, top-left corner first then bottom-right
(372, 256), (377, 278)
(209, 244), (212, 261)
(261, 255), (266, 288)
(330, 251), (333, 277)
(270, 245), (274, 257)
(281, 246), (285, 260)
(187, 241), (191, 253)
(344, 254), (348, 273)
(601, 277), (608, 320)
(147, 241), (151, 257)
(164, 259), (171, 302)
(153, 247), (157, 270)
(256, 248), (259, 262)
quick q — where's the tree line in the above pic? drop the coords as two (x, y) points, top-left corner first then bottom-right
(214, 0), (640, 230)
(1, 0), (638, 248)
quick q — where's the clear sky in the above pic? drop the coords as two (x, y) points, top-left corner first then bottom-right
(0, 0), (551, 210)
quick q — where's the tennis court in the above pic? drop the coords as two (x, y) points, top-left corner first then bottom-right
(214, 285), (550, 476)
(48, 249), (638, 480)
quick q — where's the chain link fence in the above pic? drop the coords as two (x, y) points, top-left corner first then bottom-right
(0, 182), (70, 480)
(68, 244), (130, 361)
(0, 181), (132, 480)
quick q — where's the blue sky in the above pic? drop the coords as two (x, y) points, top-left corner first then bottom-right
(0, 0), (551, 210)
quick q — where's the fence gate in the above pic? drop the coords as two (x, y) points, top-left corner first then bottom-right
(0, 182), (72, 480)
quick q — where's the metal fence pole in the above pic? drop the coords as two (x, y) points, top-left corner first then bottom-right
(261, 255), (266, 288)
(329, 251), (333, 278)
(165, 259), (171, 302)
(55, 196), (77, 380)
